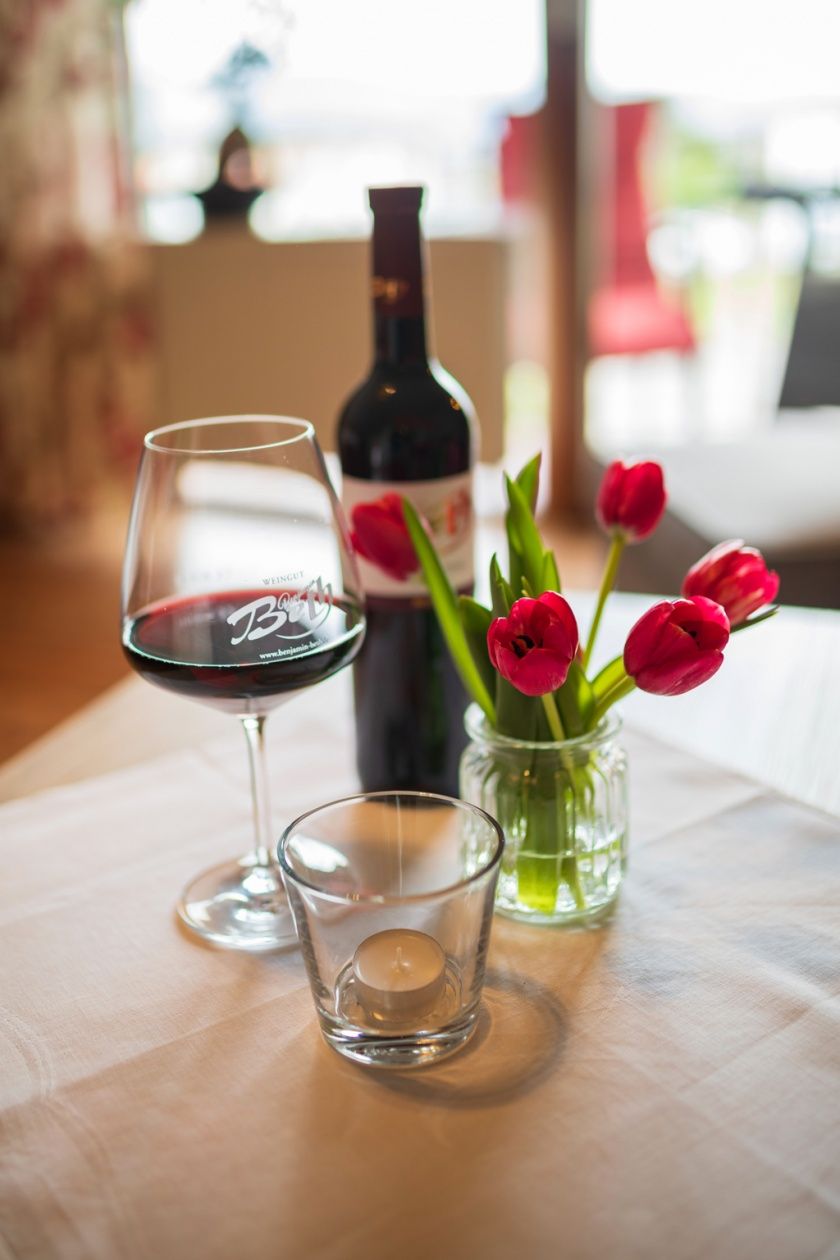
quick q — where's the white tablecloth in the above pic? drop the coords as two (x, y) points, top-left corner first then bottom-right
(1, 677), (839, 1260)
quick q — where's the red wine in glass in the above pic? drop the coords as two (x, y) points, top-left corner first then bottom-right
(123, 588), (364, 713)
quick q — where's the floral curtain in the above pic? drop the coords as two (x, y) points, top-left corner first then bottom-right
(0, 0), (153, 531)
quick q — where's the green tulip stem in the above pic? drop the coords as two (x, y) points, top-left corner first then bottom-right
(541, 692), (566, 742)
(583, 533), (625, 670)
(591, 675), (636, 728)
(728, 605), (779, 634)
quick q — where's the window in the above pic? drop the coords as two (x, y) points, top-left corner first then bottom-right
(585, 0), (840, 449)
(124, 0), (545, 242)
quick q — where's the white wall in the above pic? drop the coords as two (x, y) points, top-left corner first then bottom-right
(148, 230), (508, 460)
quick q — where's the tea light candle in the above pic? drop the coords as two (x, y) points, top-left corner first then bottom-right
(352, 929), (446, 1022)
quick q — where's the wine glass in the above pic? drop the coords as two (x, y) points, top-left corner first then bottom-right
(121, 416), (365, 951)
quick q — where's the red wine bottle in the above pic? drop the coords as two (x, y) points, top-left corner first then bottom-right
(338, 185), (476, 794)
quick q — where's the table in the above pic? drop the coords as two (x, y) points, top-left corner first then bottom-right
(1, 597), (839, 1260)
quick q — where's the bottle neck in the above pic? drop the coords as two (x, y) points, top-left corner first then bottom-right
(374, 314), (428, 366)
(370, 207), (429, 367)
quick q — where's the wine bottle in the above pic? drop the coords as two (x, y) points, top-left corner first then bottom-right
(338, 185), (477, 795)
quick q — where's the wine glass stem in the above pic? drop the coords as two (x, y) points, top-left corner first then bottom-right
(241, 714), (274, 870)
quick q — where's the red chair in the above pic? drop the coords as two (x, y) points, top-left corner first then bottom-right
(588, 103), (695, 359)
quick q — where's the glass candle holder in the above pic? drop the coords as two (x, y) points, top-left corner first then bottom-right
(278, 792), (504, 1069)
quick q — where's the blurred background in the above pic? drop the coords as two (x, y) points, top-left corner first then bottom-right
(2, 0), (840, 760)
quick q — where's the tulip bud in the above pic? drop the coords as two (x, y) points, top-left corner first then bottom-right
(350, 493), (419, 582)
(624, 596), (730, 696)
(487, 592), (579, 697)
(681, 540), (779, 627)
(596, 460), (667, 542)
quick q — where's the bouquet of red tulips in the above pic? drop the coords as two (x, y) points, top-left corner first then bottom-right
(402, 455), (779, 922)
(404, 454), (778, 744)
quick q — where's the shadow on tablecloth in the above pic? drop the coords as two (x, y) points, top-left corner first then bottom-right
(360, 968), (569, 1110)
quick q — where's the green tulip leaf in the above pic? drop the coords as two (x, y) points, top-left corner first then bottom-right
(515, 453), (541, 513)
(489, 553), (514, 618)
(505, 475), (545, 596)
(542, 549), (561, 593)
(402, 498), (496, 725)
(591, 655), (627, 704)
(505, 455), (541, 595)
(555, 661), (594, 737)
(459, 594), (493, 634)
(496, 681), (541, 739)
(590, 655), (634, 726)
(458, 595), (497, 700)
(508, 545), (524, 599)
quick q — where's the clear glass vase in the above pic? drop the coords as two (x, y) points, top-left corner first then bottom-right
(459, 704), (628, 926)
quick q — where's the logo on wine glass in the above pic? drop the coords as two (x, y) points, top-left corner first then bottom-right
(226, 577), (333, 647)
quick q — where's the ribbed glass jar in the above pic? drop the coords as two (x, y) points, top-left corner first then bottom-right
(459, 705), (628, 926)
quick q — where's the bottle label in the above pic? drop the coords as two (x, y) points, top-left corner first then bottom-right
(342, 472), (473, 599)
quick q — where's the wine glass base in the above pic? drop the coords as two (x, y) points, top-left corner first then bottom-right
(176, 857), (298, 952)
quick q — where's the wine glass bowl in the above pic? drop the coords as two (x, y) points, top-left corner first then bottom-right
(121, 416), (365, 951)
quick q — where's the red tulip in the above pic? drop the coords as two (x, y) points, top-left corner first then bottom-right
(487, 592), (579, 697)
(350, 493), (419, 582)
(596, 460), (667, 542)
(624, 596), (730, 696)
(681, 540), (779, 627)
